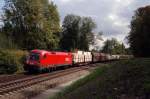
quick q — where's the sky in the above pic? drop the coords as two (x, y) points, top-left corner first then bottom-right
(0, 0), (150, 48)
(0, 0), (4, 12)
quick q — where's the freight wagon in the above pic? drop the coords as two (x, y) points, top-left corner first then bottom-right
(73, 51), (92, 65)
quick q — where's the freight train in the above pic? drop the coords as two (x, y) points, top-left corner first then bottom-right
(24, 49), (121, 72)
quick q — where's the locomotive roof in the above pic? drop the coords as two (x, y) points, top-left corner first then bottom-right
(31, 49), (71, 55)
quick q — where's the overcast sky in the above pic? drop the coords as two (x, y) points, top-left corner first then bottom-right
(0, 0), (4, 15)
(0, 0), (150, 46)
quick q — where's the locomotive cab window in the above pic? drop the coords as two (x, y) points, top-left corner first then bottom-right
(29, 53), (40, 61)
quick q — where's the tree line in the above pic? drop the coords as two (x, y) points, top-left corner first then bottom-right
(1, 0), (149, 56)
(0, 0), (97, 52)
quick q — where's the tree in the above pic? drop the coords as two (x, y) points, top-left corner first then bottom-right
(60, 15), (81, 51)
(128, 6), (150, 57)
(101, 38), (126, 54)
(0, 32), (17, 49)
(2, 0), (60, 50)
(79, 17), (96, 50)
(47, 2), (60, 34)
(60, 14), (96, 51)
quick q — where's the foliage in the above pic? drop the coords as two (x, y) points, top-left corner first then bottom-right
(47, 2), (60, 34)
(79, 17), (96, 50)
(0, 49), (28, 74)
(53, 59), (150, 99)
(128, 6), (150, 57)
(60, 14), (96, 51)
(0, 32), (18, 49)
(125, 48), (132, 55)
(2, 0), (60, 50)
(101, 38), (126, 54)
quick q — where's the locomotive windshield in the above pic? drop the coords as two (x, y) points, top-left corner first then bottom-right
(29, 53), (40, 61)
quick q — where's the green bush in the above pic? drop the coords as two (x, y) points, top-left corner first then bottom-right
(0, 50), (28, 74)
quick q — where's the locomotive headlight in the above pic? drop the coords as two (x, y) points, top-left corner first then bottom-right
(65, 58), (70, 61)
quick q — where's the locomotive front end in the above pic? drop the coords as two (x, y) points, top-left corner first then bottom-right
(24, 51), (41, 72)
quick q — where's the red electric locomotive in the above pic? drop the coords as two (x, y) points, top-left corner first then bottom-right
(24, 50), (72, 72)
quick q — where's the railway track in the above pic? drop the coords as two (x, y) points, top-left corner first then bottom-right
(0, 65), (92, 96)
(0, 74), (33, 84)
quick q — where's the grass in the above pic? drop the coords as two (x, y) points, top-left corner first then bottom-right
(53, 59), (150, 99)
(52, 64), (110, 99)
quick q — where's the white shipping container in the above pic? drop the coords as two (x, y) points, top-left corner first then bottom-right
(73, 51), (92, 64)
(73, 51), (84, 64)
(84, 52), (92, 62)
